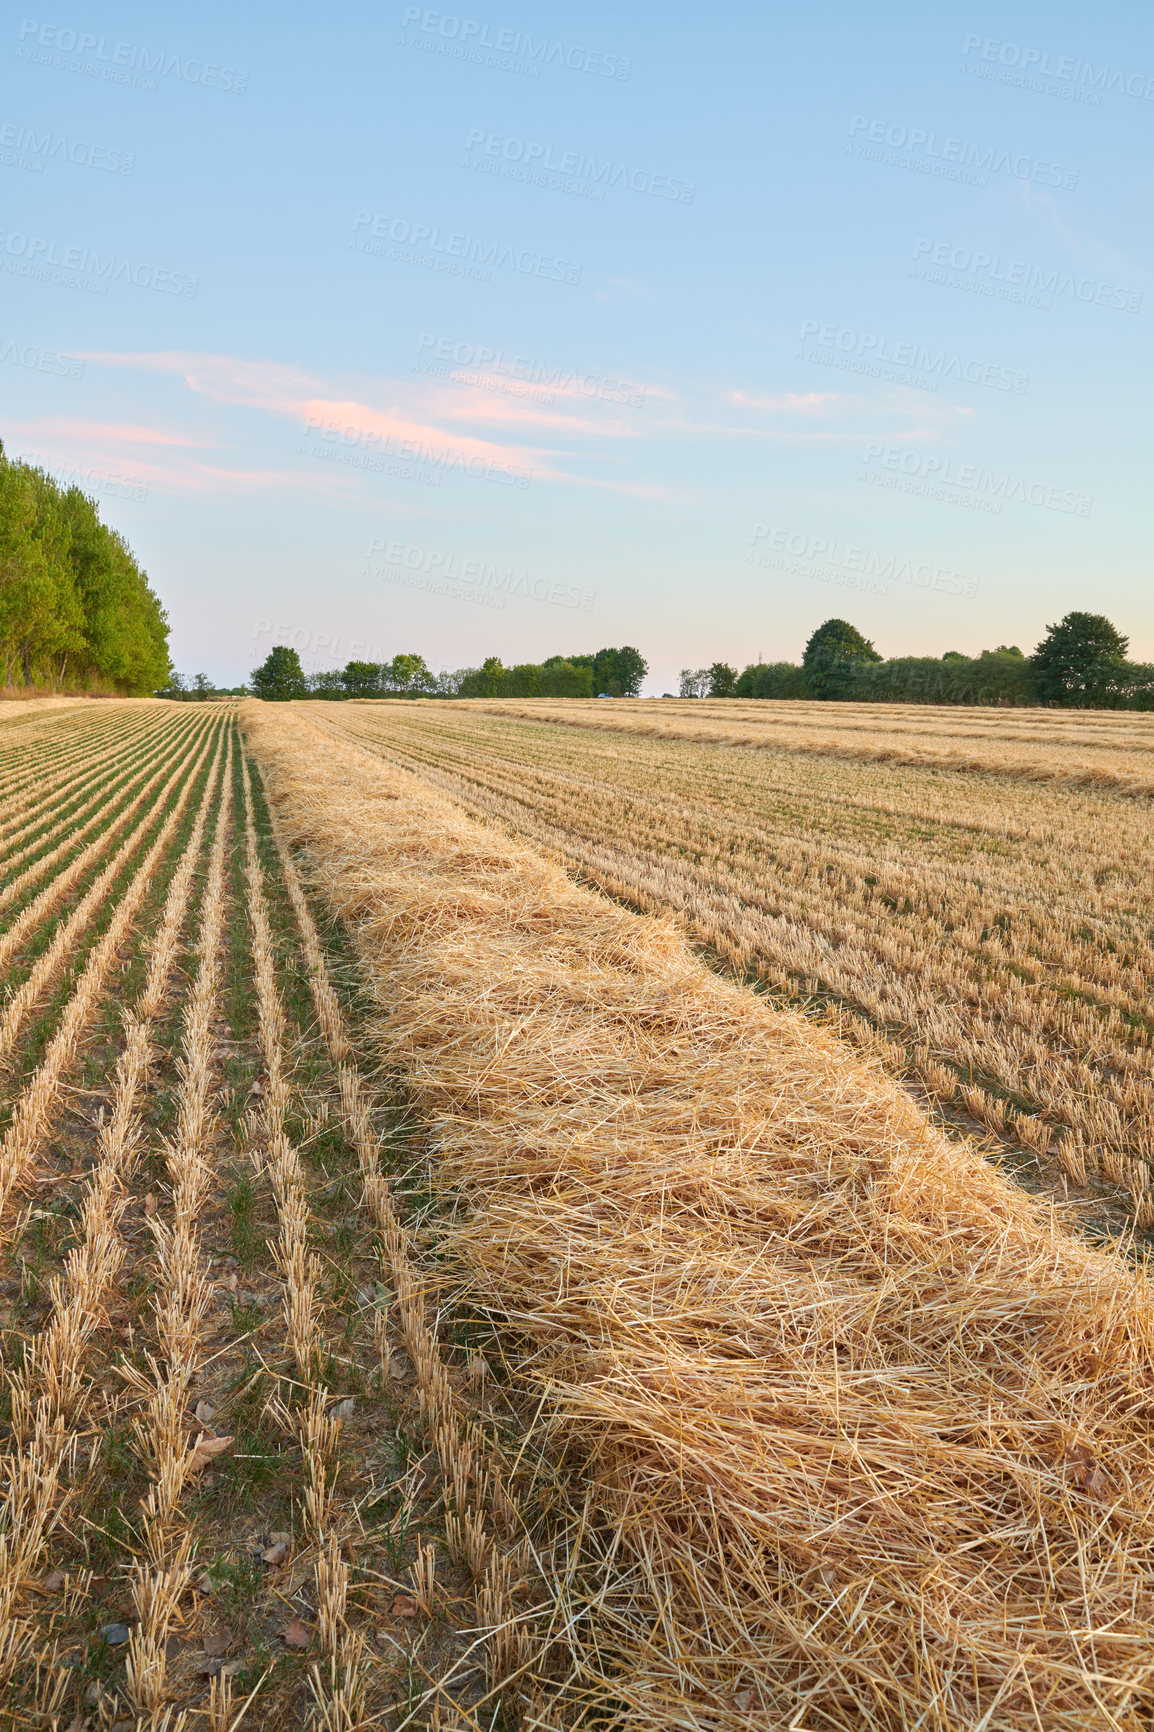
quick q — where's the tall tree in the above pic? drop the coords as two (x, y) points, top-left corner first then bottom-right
(1032, 612), (1129, 706)
(707, 661), (737, 697)
(802, 618), (882, 699)
(251, 645), (307, 700)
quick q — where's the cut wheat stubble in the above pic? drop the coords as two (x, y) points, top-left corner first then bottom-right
(245, 702), (1154, 1732)
(0, 717), (225, 1232)
(0, 714), (221, 1065)
(0, 710), (199, 917)
(258, 762), (535, 1700)
(0, 726), (227, 1674)
(239, 757), (370, 1730)
(120, 729), (235, 1719)
(0, 703), (175, 854)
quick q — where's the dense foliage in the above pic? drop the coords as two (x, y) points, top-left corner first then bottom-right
(0, 445), (169, 694)
(248, 645), (649, 702)
(737, 615), (1154, 707)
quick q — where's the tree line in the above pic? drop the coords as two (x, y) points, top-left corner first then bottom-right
(0, 443), (170, 695)
(688, 614), (1154, 708)
(247, 644), (647, 700)
(243, 614), (1149, 709)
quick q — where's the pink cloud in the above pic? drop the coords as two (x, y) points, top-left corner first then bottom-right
(731, 389), (844, 415)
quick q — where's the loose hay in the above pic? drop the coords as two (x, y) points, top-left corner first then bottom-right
(244, 702), (1154, 1731)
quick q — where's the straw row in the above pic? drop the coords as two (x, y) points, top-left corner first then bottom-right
(465, 695), (1154, 795)
(329, 702), (1154, 1214)
(247, 703), (1154, 1731)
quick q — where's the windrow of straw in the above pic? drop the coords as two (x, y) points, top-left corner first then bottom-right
(245, 702), (1154, 1731)
(464, 697), (1154, 796)
(326, 702), (1154, 1220)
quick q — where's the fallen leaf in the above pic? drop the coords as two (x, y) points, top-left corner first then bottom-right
(390, 1593), (420, 1620)
(194, 1573), (215, 1594)
(42, 1569), (66, 1592)
(189, 1434), (234, 1472)
(268, 1530), (292, 1547)
(144, 1193), (158, 1218)
(328, 1397), (355, 1421)
(194, 1399), (216, 1426)
(202, 1628), (232, 1657)
(261, 1542), (288, 1566)
(250, 1080), (263, 1096)
(734, 1688), (755, 1711)
(222, 1272), (239, 1293)
(282, 1618), (312, 1648)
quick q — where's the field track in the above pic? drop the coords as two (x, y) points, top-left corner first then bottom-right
(4, 695), (1154, 1730)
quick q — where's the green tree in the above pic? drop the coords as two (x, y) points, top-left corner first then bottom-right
(341, 659), (383, 697)
(1032, 612), (1129, 706)
(387, 653), (434, 694)
(308, 668), (346, 696)
(707, 661), (737, 696)
(251, 644), (307, 700)
(802, 618), (882, 699)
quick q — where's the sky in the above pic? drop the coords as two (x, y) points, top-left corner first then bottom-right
(2, 0), (1151, 692)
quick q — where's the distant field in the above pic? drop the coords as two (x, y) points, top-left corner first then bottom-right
(5, 697), (1154, 1730)
(316, 697), (1154, 1229)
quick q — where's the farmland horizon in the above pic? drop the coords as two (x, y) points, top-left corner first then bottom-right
(2, 1), (1152, 694)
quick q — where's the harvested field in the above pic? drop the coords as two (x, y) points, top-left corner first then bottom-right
(0, 700), (542, 1728)
(7, 694), (1154, 1729)
(244, 700), (1154, 1731)
(309, 698), (1154, 1230)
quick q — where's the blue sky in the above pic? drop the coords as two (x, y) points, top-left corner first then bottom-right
(3, 0), (1151, 690)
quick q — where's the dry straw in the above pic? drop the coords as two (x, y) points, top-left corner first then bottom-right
(246, 702), (1154, 1731)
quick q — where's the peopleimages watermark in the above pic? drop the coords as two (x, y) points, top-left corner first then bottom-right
(0, 333), (84, 377)
(860, 443), (1093, 518)
(0, 120), (134, 175)
(464, 129), (694, 202)
(0, 230), (198, 297)
(350, 210), (581, 286)
(960, 34), (1154, 104)
(796, 320), (1028, 395)
(747, 525), (977, 601)
(398, 8), (630, 80)
(846, 116), (1078, 189)
(413, 332), (645, 408)
(15, 20), (247, 93)
(366, 538), (596, 612)
(250, 620), (385, 669)
(17, 447), (147, 502)
(300, 416), (530, 489)
(910, 238), (1141, 315)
